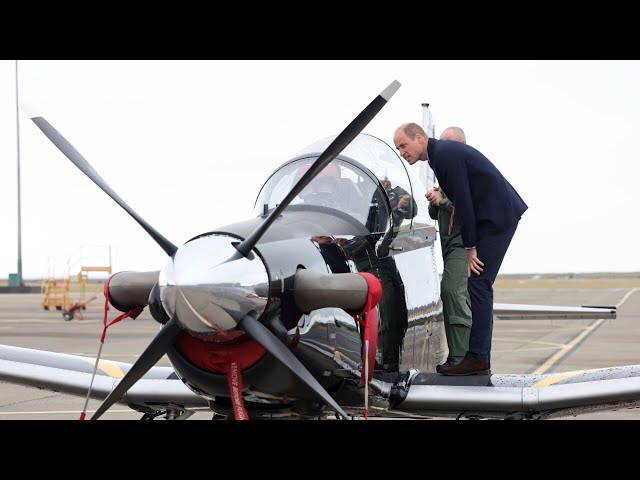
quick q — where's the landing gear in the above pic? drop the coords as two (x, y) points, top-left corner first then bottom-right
(134, 403), (195, 420)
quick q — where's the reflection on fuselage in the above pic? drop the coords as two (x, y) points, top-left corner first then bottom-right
(311, 225), (443, 374)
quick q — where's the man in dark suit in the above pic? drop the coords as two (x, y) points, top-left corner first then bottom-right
(393, 122), (528, 375)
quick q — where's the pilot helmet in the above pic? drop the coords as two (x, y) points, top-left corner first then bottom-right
(297, 162), (342, 207)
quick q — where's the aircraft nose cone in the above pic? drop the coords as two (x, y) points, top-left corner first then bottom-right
(158, 234), (269, 335)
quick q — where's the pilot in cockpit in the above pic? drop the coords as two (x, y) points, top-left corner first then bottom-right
(296, 163), (338, 208)
(296, 163), (363, 213)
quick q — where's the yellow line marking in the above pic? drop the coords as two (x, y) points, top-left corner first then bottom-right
(532, 319), (604, 375)
(79, 357), (125, 378)
(617, 287), (639, 308)
(533, 287), (639, 376)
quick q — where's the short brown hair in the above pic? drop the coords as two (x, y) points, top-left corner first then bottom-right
(402, 122), (427, 140)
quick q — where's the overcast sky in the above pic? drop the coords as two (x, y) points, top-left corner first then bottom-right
(1, 60), (638, 280)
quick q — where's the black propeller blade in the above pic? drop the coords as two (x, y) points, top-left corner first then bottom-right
(237, 313), (349, 420)
(232, 80), (401, 260)
(29, 116), (178, 257)
(90, 317), (182, 420)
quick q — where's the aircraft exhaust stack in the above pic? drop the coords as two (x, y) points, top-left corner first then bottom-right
(107, 270), (160, 311)
(294, 269), (368, 313)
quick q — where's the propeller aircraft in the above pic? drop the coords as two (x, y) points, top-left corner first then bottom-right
(1, 79), (637, 421)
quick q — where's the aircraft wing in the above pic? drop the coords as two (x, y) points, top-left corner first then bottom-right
(384, 365), (640, 420)
(493, 303), (616, 320)
(0, 345), (208, 409)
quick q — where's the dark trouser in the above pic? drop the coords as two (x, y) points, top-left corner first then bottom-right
(466, 222), (518, 364)
(375, 258), (408, 371)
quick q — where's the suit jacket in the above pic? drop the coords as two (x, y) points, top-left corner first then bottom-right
(426, 138), (528, 248)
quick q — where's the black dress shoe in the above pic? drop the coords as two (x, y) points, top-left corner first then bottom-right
(437, 357), (491, 376)
(435, 359), (456, 374)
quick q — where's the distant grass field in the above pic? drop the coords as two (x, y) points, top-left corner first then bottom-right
(0, 279), (42, 287)
(0, 278), (106, 292)
(494, 273), (640, 289)
(493, 275), (640, 290)
(3, 273), (640, 290)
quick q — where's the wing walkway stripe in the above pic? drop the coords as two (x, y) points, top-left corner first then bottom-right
(79, 357), (125, 378)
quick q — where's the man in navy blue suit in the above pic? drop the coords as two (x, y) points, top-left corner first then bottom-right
(393, 122), (528, 375)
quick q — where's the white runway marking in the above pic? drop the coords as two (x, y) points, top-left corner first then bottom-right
(0, 409), (133, 416)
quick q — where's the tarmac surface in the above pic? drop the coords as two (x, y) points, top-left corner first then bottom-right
(1, 278), (639, 420)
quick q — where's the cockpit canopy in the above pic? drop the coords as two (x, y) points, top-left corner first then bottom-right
(254, 134), (431, 234)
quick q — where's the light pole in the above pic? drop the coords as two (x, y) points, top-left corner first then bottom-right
(15, 60), (23, 287)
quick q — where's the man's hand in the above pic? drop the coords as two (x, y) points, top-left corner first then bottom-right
(398, 194), (411, 210)
(311, 235), (333, 244)
(426, 188), (442, 206)
(467, 247), (484, 276)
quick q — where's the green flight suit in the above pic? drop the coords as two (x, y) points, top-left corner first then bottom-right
(428, 190), (472, 364)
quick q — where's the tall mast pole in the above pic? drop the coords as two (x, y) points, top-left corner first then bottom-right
(420, 102), (436, 193)
(15, 60), (24, 287)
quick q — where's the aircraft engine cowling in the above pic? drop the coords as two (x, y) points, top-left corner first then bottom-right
(159, 233), (269, 337)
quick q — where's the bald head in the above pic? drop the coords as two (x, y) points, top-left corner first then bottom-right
(439, 126), (466, 143)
